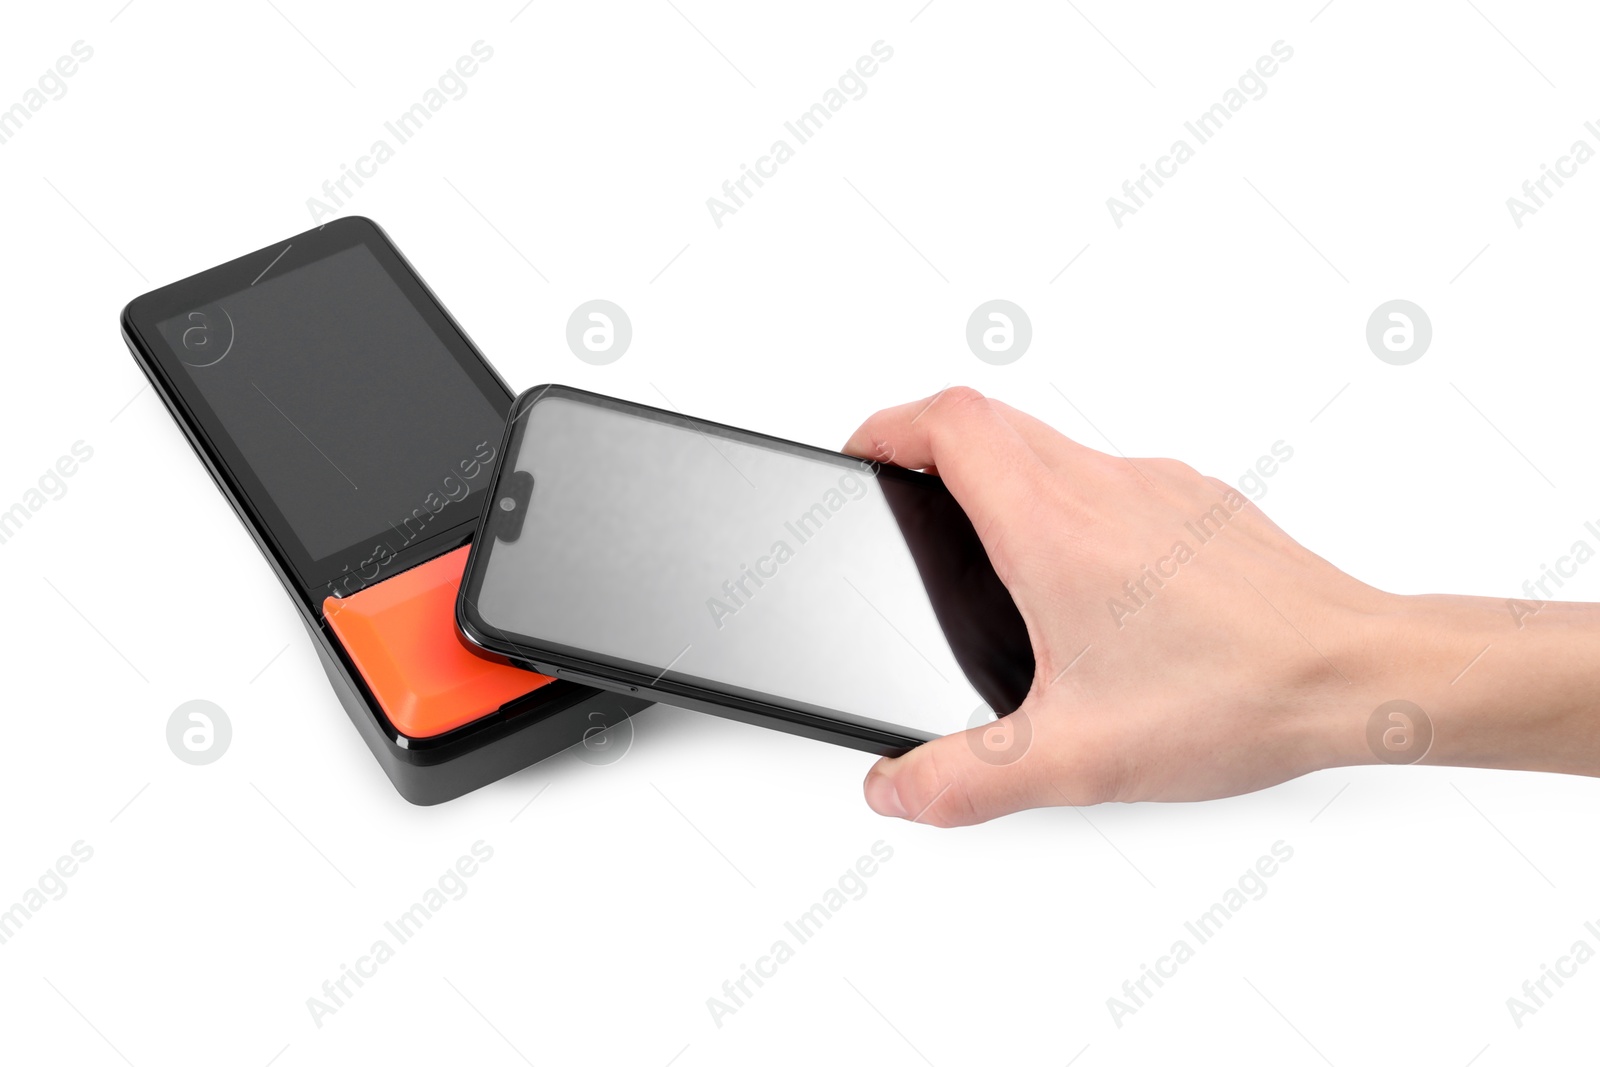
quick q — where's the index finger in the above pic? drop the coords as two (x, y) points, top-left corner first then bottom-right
(843, 387), (1052, 545)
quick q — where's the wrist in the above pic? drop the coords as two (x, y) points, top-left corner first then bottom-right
(1317, 591), (1600, 775)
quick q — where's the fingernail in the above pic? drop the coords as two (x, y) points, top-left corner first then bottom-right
(864, 770), (908, 819)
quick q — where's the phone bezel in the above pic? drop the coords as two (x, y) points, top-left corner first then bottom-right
(120, 218), (612, 754)
(120, 215), (509, 602)
(457, 383), (1014, 756)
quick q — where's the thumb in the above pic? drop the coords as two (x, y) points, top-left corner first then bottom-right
(862, 707), (1050, 827)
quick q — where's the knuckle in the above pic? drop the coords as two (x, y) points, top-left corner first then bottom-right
(928, 386), (992, 429)
(938, 385), (988, 410)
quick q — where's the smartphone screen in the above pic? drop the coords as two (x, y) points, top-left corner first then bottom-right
(126, 219), (514, 597)
(154, 243), (502, 565)
(460, 387), (1034, 743)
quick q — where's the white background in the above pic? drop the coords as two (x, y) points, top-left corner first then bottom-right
(2, 1), (1598, 1064)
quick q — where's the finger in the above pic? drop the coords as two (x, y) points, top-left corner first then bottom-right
(843, 387), (1052, 547)
(862, 707), (1057, 827)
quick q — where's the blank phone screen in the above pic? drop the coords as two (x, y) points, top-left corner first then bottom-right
(156, 244), (504, 566)
(467, 393), (1035, 740)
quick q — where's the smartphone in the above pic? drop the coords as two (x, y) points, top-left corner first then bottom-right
(457, 385), (1035, 755)
(121, 219), (645, 803)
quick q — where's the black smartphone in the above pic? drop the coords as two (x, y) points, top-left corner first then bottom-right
(457, 385), (1034, 755)
(121, 219), (645, 803)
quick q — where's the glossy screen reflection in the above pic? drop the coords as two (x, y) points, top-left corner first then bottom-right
(470, 396), (1034, 739)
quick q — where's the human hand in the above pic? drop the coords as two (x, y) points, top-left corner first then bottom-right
(843, 387), (1600, 826)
